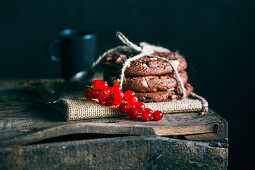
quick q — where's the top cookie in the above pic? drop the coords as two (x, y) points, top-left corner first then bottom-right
(103, 51), (187, 76)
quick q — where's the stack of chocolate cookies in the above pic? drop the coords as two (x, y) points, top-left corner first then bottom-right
(103, 50), (193, 102)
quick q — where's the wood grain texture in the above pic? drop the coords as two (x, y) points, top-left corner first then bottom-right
(0, 135), (228, 170)
(0, 111), (223, 148)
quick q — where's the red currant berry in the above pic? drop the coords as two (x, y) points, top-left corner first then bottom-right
(126, 108), (138, 119)
(91, 89), (99, 98)
(99, 88), (111, 98)
(107, 87), (113, 94)
(112, 91), (124, 105)
(153, 110), (163, 121)
(113, 99), (123, 105)
(124, 90), (135, 101)
(119, 103), (130, 112)
(142, 111), (152, 121)
(113, 92), (124, 105)
(128, 95), (138, 104)
(111, 85), (122, 94)
(92, 80), (108, 90)
(135, 102), (145, 112)
(92, 80), (102, 89)
(105, 96), (114, 106)
(99, 81), (108, 90)
(113, 92), (124, 100)
(98, 89), (110, 103)
(84, 89), (93, 100)
(143, 108), (152, 113)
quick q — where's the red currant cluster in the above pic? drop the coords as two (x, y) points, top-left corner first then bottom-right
(84, 80), (163, 121)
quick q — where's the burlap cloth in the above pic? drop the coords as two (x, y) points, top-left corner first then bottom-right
(38, 77), (208, 121)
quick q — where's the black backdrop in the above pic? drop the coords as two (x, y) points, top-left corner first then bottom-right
(1, 0), (255, 169)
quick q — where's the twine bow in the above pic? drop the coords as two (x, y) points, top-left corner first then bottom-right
(89, 32), (186, 98)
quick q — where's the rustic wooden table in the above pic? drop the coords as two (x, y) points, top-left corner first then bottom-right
(0, 79), (228, 169)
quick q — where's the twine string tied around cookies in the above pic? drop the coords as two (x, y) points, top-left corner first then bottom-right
(86, 32), (186, 98)
(116, 32), (186, 98)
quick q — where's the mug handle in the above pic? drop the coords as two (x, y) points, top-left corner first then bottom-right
(48, 39), (62, 62)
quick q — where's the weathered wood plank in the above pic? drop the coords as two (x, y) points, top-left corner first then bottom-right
(0, 111), (222, 148)
(185, 133), (228, 148)
(185, 133), (220, 140)
(0, 135), (228, 170)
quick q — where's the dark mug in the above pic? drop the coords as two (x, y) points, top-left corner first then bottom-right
(48, 29), (96, 79)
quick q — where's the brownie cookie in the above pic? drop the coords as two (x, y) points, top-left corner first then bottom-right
(125, 52), (187, 76)
(123, 71), (188, 92)
(135, 83), (194, 102)
(103, 51), (187, 76)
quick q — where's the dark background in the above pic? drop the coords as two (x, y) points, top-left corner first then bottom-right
(0, 0), (254, 169)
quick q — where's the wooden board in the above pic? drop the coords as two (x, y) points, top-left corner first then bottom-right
(0, 79), (227, 148)
(0, 135), (228, 169)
